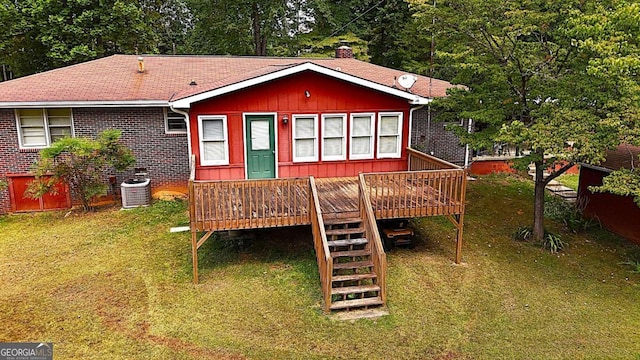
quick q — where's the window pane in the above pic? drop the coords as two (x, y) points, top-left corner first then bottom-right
(203, 141), (225, 161)
(49, 127), (72, 142)
(202, 119), (224, 140)
(167, 118), (186, 131)
(379, 136), (398, 154)
(352, 137), (371, 155)
(48, 117), (71, 126)
(167, 111), (186, 132)
(323, 138), (343, 156)
(296, 139), (315, 157)
(251, 120), (270, 150)
(295, 117), (315, 138)
(324, 117), (343, 137)
(19, 109), (45, 127)
(352, 116), (371, 136)
(380, 115), (399, 135)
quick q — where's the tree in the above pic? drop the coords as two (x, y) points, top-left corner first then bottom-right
(409, 0), (637, 241)
(185, 0), (300, 56)
(0, 0), (159, 77)
(570, 1), (640, 204)
(28, 130), (135, 211)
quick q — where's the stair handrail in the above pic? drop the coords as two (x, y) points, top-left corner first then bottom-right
(309, 176), (333, 313)
(358, 173), (387, 304)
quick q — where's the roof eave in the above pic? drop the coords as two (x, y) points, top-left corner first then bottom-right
(170, 62), (430, 109)
(0, 100), (169, 108)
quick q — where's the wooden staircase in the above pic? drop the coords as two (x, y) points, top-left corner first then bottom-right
(324, 216), (384, 311)
(309, 175), (387, 315)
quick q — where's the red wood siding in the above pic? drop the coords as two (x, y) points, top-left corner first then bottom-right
(189, 71), (411, 180)
(7, 174), (71, 212)
(578, 167), (640, 245)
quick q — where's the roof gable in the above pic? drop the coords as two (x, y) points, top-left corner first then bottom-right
(170, 62), (429, 108)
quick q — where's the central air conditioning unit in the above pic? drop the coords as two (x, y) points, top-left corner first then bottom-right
(121, 168), (151, 208)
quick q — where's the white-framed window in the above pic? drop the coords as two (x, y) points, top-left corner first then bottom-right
(165, 108), (187, 134)
(377, 112), (403, 158)
(198, 115), (229, 166)
(321, 113), (347, 161)
(16, 108), (74, 148)
(292, 114), (318, 162)
(349, 113), (375, 160)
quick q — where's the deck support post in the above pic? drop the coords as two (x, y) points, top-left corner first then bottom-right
(192, 230), (199, 284)
(447, 214), (464, 264)
(192, 230), (216, 284)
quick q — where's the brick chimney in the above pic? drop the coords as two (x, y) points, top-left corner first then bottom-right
(335, 45), (353, 59)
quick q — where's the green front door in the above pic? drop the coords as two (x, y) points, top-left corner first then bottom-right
(245, 115), (276, 179)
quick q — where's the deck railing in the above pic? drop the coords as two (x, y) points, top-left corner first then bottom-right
(358, 174), (387, 304)
(407, 147), (462, 171)
(364, 169), (466, 219)
(190, 176), (310, 232)
(309, 176), (333, 313)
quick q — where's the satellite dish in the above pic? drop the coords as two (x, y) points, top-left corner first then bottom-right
(397, 74), (417, 90)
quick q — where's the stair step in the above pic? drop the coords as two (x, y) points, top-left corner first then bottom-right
(323, 217), (362, 225)
(332, 273), (377, 283)
(327, 238), (368, 247)
(330, 296), (383, 310)
(331, 284), (380, 296)
(326, 227), (365, 236)
(333, 260), (373, 270)
(331, 250), (370, 258)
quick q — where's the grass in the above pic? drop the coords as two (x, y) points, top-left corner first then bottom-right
(555, 173), (580, 191)
(1, 175), (639, 359)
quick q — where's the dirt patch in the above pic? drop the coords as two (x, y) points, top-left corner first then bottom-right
(53, 272), (245, 359)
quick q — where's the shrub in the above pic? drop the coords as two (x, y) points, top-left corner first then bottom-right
(542, 232), (566, 254)
(544, 197), (598, 233)
(27, 129), (135, 211)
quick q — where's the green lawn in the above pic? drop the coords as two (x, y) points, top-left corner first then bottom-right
(556, 173), (580, 191)
(1, 175), (639, 359)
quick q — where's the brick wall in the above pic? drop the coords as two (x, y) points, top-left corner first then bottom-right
(410, 108), (468, 166)
(0, 107), (189, 213)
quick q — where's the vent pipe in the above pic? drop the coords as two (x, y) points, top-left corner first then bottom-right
(137, 56), (145, 73)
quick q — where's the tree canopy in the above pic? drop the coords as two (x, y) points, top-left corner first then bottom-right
(409, 0), (639, 240)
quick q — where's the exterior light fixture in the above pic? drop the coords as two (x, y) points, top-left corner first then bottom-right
(282, 114), (289, 124)
(305, 90), (311, 98)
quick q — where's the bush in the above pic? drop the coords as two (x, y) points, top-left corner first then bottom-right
(28, 129), (135, 211)
(542, 232), (566, 254)
(544, 197), (597, 233)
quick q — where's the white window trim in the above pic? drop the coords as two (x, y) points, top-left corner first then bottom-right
(15, 108), (75, 149)
(377, 112), (403, 159)
(164, 108), (187, 134)
(198, 115), (229, 166)
(321, 113), (347, 161)
(292, 114), (319, 163)
(349, 113), (375, 160)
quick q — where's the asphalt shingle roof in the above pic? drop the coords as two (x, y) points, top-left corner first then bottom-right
(0, 55), (453, 104)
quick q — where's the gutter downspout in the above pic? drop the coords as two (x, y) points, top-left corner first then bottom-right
(464, 118), (473, 168)
(169, 102), (192, 170)
(408, 103), (427, 148)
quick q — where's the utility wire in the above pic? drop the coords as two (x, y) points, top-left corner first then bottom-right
(311, 0), (385, 50)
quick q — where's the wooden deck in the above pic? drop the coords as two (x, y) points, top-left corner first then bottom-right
(188, 149), (468, 287)
(316, 171), (465, 220)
